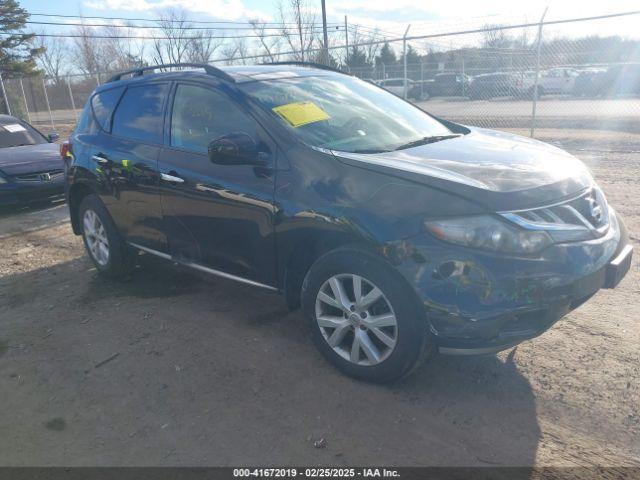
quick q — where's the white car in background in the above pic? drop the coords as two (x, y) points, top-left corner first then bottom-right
(521, 68), (580, 96)
(377, 78), (414, 96)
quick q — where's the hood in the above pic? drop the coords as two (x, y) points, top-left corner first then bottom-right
(0, 143), (62, 176)
(330, 127), (593, 211)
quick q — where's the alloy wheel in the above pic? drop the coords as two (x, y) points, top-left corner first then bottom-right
(315, 274), (398, 366)
(83, 209), (110, 266)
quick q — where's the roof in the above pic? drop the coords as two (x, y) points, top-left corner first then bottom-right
(224, 65), (342, 82)
(98, 64), (343, 94)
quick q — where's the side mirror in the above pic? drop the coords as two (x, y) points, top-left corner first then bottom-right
(208, 132), (269, 166)
(48, 132), (59, 143)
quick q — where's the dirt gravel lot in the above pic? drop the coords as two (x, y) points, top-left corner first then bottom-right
(0, 130), (639, 467)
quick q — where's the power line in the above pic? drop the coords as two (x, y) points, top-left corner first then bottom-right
(27, 11), (341, 27)
(210, 10), (640, 63)
(6, 30), (344, 40)
(26, 19), (341, 32)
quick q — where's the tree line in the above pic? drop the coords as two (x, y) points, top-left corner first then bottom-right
(1, 0), (639, 84)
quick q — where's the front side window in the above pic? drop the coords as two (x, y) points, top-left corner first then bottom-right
(240, 74), (451, 153)
(112, 83), (168, 143)
(170, 84), (259, 154)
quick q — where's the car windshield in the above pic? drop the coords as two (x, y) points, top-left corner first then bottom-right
(0, 120), (47, 148)
(239, 74), (452, 153)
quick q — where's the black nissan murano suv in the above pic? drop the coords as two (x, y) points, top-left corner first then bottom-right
(64, 63), (633, 382)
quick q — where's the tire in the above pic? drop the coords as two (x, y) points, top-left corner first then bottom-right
(301, 248), (435, 383)
(78, 194), (135, 278)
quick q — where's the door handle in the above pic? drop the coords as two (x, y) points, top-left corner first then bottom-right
(160, 172), (185, 184)
(92, 154), (109, 165)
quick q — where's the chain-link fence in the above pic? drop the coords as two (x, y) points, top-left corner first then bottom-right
(1, 12), (639, 142)
(348, 13), (640, 139)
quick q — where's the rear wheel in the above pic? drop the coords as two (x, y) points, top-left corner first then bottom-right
(79, 194), (135, 278)
(302, 249), (434, 382)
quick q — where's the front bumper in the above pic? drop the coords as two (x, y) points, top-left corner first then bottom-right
(0, 178), (65, 206)
(394, 210), (632, 354)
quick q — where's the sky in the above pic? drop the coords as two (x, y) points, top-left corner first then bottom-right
(18, 0), (640, 54)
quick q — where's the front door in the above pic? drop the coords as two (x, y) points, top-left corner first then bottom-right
(158, 82), (278, 287)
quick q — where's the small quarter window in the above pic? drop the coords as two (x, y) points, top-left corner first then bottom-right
(90, 86), (124, 131)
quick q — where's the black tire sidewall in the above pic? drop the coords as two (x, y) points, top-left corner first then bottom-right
(302, 248), (433, 383)
(78, 194), (132, 277)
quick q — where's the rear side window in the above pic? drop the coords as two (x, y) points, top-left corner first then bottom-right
(112, 83), (169, 143)
(91, 87), (124, 131)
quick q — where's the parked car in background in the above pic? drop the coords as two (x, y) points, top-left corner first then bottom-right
(408, 79), (434, 100)
(377, 77), (414, 96)
(572, 68), (608, 97)
(595, 64), (640, 97)
(0, 115), (62, 206)
(65, 62), (632, 382)
(431, 73), (470, 97)
(468, 73), (520, 99)
(525, 68), (579, 96)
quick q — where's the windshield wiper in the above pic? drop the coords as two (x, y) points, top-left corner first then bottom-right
(393, 134), (462, 151)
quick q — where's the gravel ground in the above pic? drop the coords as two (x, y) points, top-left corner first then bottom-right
(0, 131), (638, 467)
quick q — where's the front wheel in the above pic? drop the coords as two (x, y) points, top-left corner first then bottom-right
(302, 249), (434, 382)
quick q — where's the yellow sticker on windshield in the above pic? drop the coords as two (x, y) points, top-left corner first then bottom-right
(272, 101), (330, 128)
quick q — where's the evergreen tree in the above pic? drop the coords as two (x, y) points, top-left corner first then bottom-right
(0, 0), (41, 75)
(346, 45), (369, 69)
(376, 42), (397, 66)
(399, 45), (420, 67)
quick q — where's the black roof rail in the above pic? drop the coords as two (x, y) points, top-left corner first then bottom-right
(106, 63), (235, 83)
(260, 61), (350, 75)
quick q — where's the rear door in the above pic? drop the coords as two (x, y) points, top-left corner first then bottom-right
(94, 82), (169, 252)
(157, 82), (278, 287)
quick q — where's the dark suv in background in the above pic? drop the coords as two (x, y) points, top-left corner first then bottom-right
(65, 63), (632, 382)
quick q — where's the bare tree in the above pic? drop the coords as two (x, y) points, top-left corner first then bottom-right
(72, 21), (106, 77)
(363, 28), (382, 64)
(249, 19), (280, 62)
(277, 0), (317, 61)
(152, 9), (193, 65)
(186, 29), (225, 64)
(343, 26), (381, 69)
(482, 24), (513, 49)
(102, 24), (146, 70)
(221, 37), (249, 65)
(34, 30), (68, 84)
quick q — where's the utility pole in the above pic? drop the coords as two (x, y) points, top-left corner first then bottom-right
(403, 24), (411, 99)
(344, 15), (349, 71)
(321, 0), (329, 65)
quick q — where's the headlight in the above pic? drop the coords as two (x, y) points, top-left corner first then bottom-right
(424, 215), (552, 254)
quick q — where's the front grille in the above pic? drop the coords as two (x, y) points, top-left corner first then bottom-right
(501, 187), (610, 240)
(13, 169), (64, 183)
